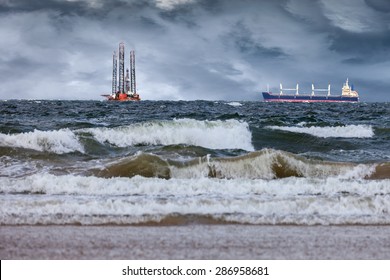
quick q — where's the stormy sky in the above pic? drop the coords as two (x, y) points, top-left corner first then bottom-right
(0, 0), (390, 101)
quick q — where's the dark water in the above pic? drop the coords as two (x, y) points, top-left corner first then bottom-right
(1, 100), (389, 225)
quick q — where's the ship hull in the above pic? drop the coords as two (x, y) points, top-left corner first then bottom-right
(262, 92), (359, 103)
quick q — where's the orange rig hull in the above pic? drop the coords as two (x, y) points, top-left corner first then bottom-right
(101, 93), (141, 101)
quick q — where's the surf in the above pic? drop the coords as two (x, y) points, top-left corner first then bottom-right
(0, 128), (84, 154)
(0, 119), (254, 154)
(93, 149), (387, 180)
(1, 173), (390, 226)
(82, 118), (254, 151)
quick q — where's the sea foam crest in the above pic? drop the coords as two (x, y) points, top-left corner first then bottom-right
(170, 149), (377, 180)
(226, 102), (242, 107)
(85, 119), (254, 151)
(0, 129), (84, 154)
(2, 174), (390, 225)
(266, 124), (374, 138)
(1, 173), (388, 197)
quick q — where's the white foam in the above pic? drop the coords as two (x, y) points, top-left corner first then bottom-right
(1, 174), (390, 225)
(266, 124), (374, 138)
(83, 119), (254, 151)
(0, 171), (382, 197)
(0, 129), (84, 154)
(0, 156), (40, 177)
(226, 102), (242, 107)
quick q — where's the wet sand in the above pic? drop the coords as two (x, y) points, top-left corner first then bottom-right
(1, 225), (390, 259)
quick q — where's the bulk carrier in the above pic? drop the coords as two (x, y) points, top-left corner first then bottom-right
(262, 79), (359, 103)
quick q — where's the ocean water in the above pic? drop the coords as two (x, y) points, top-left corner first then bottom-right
(0, 100), (389, 225)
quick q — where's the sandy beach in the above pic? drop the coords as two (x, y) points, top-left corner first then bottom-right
(1, 225), (390, 259)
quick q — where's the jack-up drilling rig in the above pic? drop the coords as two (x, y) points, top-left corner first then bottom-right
(102, 42), (140, 101)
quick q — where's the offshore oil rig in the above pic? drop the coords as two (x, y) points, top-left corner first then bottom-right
(102, 42), (140, 101)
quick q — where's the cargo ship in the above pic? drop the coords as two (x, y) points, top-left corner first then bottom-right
(102, 42), (141, 101)
(262, 79), (359, 103)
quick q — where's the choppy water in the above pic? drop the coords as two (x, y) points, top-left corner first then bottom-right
(1, 100), (389, 225)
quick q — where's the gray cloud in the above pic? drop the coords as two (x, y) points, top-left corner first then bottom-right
(365, 0), (390, 13)
(0, 0), (389, 101)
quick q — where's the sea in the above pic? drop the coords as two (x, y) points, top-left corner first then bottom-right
(0, 100), (389, 226)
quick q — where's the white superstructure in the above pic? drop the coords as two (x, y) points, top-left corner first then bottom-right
(341, 78), (359, 97)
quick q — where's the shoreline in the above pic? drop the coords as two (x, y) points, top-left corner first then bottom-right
(1, 225), (390, 259)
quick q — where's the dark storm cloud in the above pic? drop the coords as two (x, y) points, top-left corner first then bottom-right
(0, 0), (389, 101)
(330, 31), (390, 64)
(0, 0), (90, 15)
(365, 0), (390, 13)
(223, 21), (287, 59)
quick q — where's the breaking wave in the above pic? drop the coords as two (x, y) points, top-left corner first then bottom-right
(1, 173), (390, 225)
(94, 149), (385, 180)
(0, 119), (254, 154)
(0, 129), (84, 154)
(83, 119), (254, 151)
(266, 124), (374, 138)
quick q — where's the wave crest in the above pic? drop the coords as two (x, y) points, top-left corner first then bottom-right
(266, 124), (374, 138)
(94, 149), (381, 180)
(84, 119), (254, 151)
(0, 129), (84, 154)
(171, 149), (377, 180)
